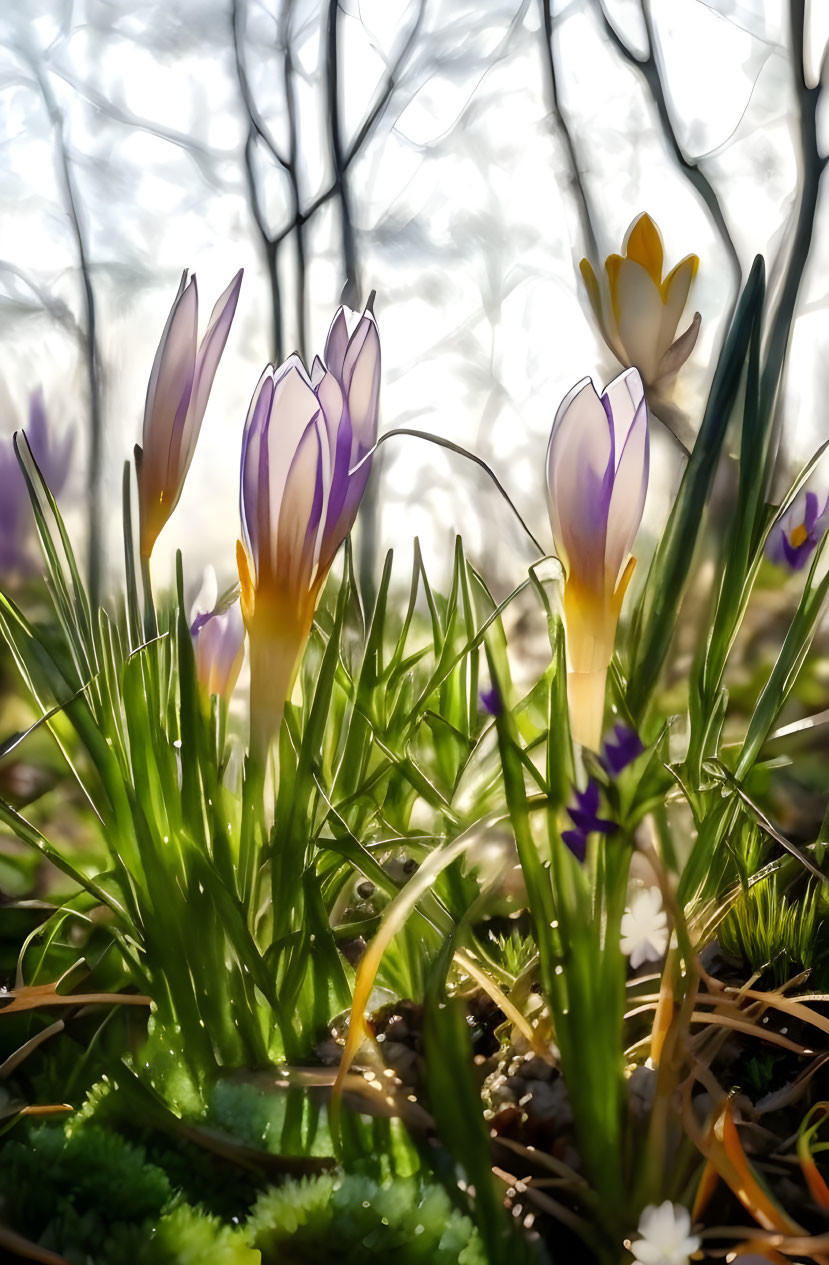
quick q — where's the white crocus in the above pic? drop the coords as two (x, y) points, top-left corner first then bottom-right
(620, 887), (669, 970)
(631, 1202), (700, 1265)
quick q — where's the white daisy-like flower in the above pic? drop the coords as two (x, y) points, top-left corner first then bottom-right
(630, 1201), (700, 1265)
(620, 887), (669, 970)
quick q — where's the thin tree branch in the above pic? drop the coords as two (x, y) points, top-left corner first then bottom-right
(538, 0), (599, 265)
(230, 0), (290, 172)
(594, 0), (742, 301)
(45, 60), (232, 185)
(283, 0), (426, 254)
(326, 0), (360, 308)
(0, 260), (83, 341)
(344, 0), (427, 166)
(243, 125), (284, 362)
(281, 0), (307, 359)
(232, 0), (284, 361)
(758, 0), (826, 485)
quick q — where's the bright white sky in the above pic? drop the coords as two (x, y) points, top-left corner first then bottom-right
(0, 0), (828, 600)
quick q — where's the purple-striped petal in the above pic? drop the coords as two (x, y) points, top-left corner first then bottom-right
(276, 415), (324, 595)
(803, 490), (819, 532)
(240, 368), (276, 568)
(342, 312), (381, 451)
(546, 378), (613, 584)
(324, 306), (352, 380)
(143, 275), (197, 478)
(604, 393), (649, 585)
(177, 268), (243, 479)
(193, 600), (245, 702)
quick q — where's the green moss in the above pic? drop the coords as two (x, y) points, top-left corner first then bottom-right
(248, 1172), (487, 1264)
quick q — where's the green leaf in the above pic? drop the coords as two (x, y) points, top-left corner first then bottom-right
(626, 256), (766, 719)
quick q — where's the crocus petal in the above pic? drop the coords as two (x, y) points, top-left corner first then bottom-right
(601, 366), (644, 455)
(276, 416), (324, 596)
(143, 271), (189, 448)
(623, 213), (664, 286)
(176, 268), (243, 480)
(143, 276), (198, 475)
(612, 258), (664, 386)
(654, 312), (701, 384)
(604, 723), (644, 775)
(324, 306), (352, 380)
(561, 829), (587, 862)
(194, 601), (245, 702)
(264, 363), (322, 577)
(27, 388), (48, 452)
(546, 378), (613, 584)
(240, 368), (276, 568)
(659, 254), (698, 362)
(604, 387), (648, 585)
(579, 258), (603, 326)
(315, 367), (346, 463)
(803, 490), (820, 532)
(343, 313), (381, 452)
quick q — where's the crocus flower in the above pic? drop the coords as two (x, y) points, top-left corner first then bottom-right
(620, 887), (669, 969)
(630, 1201), (700, 1265)
(603, 722), (644, 776)
(765, 486), (829, 572)
(237, 295), (380, 757)
(138, 268), (243, 559)
(190, 569), (245, 705)
(0, 389), (74, 577)
(479, 685), (503, 717)
(561, 781), (616, 862)
(580, 213), (700, 397)
(546, 368), (649, 749)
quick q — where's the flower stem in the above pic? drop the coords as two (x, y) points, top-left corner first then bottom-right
(567, 666), (607, 750)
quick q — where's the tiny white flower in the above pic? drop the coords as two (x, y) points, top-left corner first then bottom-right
(621, 887), (669, 969)
(631, 1201), (700, 1265)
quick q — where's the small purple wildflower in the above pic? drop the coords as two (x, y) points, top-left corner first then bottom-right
(479, 685), (502, 717)
(561, 781), (617, 861)
(603, 723), (644, 776)
(766, 488), (829, 572)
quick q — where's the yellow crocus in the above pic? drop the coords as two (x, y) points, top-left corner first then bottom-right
(580, 213), (700, 397)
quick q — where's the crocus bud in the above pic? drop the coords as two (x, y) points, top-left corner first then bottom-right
(580, 213), (700, 398)
(191, 601), (245, 706)
(765, 487), (829, 572)
(237, 295), (380, 757)
(139, 268), (243, 558)
(546, 367), (649, 749)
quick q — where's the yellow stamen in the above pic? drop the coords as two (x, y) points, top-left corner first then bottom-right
(790, 523), (808, 548)
(236, 539), (256, 624)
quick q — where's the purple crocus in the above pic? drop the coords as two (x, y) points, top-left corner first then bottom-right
(138, 268), (243, 558)
(602, 723), (644, 776)
(765, 487), (829, 572)
(479, 685), (503, 717)
(546, 367), (649, 751)
(561, 781), (617, 862)
(191, 601), (245, 705)
(0, 389), (74, 577)
(236, 294), (380, 755)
